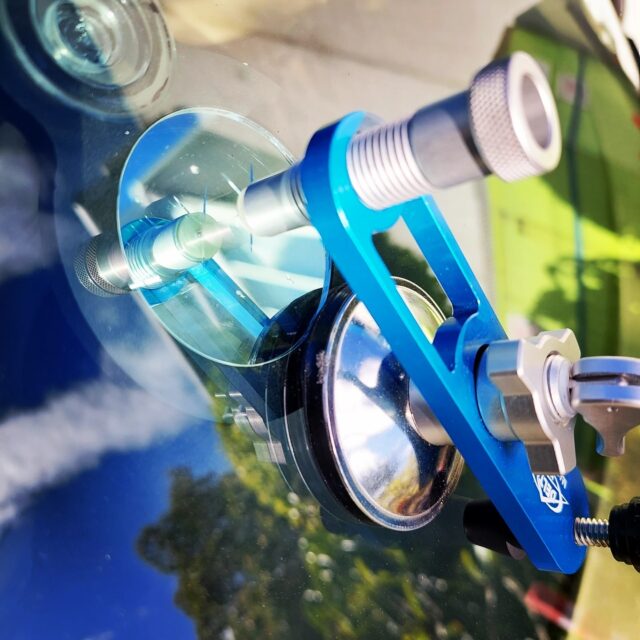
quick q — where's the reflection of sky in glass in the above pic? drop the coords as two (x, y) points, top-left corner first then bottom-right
(0, 263), (228, 637)
(0, 283), (228, 638)
(0, 423), (223, 639)
(0, 126), (230, 637)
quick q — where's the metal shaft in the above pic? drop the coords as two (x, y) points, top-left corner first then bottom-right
(239, 51), (561, 234)
(75, 211), (228, 295)
(574, 517), (610, 547)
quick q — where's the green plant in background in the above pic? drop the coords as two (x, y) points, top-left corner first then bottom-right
(490, 22), (640, 638)
(373, 232), (452, 316)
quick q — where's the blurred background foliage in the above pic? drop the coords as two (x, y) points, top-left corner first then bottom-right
(137, 234), (565, 640)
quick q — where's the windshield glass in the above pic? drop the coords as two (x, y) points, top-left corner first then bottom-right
(1, 1), (638, 639)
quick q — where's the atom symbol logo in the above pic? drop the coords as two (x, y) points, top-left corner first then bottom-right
(533, 474), (569, 513)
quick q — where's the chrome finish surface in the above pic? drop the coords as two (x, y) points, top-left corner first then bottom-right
(545, 353), (575, 422)
(572, 356), (640, 456)
(408, 380), (453, 446)
(74, 232), (131, 296)
(575, 518), (610, 548)
(238, 163), (309, 237)
(347, 116), (435, 210)
(348, 52), (561, 209)
(321, 282), (463, 530)
(477, 337), (640, 473)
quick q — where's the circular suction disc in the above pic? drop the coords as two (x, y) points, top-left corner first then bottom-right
(2, 0), (174, 116)
(293, 280), (463, 531)
(117, 108), (330, 367)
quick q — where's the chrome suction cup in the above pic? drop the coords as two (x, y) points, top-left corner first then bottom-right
(282, 280), (463, 531)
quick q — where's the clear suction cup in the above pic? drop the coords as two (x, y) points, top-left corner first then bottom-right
(117, 108), (330, 367)
(1, 0), (174, 116)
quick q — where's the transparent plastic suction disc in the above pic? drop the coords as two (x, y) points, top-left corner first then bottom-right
(1, 0), (174, 116)
(117, 108), (330, 367)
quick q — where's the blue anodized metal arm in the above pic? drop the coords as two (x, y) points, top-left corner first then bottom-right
(300, 111), (589, 573)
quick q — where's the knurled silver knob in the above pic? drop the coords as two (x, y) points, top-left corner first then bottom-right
(240, 51), (563, 226)
(469, 51), (561, 182)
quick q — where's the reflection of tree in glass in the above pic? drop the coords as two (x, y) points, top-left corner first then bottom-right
(374, 232), (452, 316)
(530, 257), (619, 355)
(138, 466), (317, 639)
(138, 233), (560, 640)
(138, 421), (552, 640)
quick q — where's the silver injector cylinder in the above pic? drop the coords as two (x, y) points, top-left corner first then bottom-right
(239, 51), (561, 235)
(75, 212), (229, 295)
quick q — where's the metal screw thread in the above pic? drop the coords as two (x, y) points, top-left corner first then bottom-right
(123, 230), (158, 288)
(346, 118), (433, 210)
(574, 517), (610, 547)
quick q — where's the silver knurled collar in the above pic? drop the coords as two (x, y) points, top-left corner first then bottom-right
(469, 52), (561, 182)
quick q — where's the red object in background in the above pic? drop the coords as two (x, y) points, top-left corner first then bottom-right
(524, 582), (574, 632)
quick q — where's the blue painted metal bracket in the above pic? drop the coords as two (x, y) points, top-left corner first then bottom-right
(300, 112), (589, 573)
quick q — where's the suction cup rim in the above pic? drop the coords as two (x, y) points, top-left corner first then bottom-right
(290, 279), (463, 531)
(1, 0), (175, 117)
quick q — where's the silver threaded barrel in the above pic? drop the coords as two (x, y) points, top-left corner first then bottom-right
(574, 517), (610, 547)
(239, 51), (561, 231)
(346, 118), (433, 210)
(348, 51), (560, 210)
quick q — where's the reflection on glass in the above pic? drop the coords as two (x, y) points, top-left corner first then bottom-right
(0, 0), (174, 115)
(137, 418), (553, 640)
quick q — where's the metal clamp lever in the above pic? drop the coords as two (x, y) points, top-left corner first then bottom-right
(477, 332), (640, 475)
(572, 357), (640, 457)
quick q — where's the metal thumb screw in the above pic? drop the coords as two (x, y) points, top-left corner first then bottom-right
(574, 497), (640, 572)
